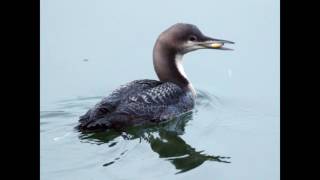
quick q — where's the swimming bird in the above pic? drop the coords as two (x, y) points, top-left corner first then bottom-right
(77, 23), (234, 131)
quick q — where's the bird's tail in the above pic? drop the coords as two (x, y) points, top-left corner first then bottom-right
(76, 111), (136, 132)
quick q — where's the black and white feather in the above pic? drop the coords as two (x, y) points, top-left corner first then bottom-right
(77, 79), (195, 131)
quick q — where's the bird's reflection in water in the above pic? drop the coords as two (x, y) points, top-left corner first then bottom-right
(78, 112), (230, 174)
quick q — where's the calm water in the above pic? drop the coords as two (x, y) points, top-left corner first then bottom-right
(41, 0), (279, 179)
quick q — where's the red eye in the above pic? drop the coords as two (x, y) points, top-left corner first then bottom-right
(189, 36), (197, 41)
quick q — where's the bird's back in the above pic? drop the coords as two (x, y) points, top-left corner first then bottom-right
(77, 79), (195, 131)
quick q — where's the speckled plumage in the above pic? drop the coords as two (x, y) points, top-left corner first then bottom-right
(77, 79), (195, 130)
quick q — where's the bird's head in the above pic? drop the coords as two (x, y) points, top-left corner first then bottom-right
(157, 23), (234, 54)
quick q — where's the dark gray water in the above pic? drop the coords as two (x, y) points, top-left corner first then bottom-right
(41, 0), (279, 179)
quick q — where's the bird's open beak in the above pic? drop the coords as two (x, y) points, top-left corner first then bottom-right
(199, 36), (235, 50)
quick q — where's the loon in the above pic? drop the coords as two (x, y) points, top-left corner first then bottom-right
(77, 23), (234, 131)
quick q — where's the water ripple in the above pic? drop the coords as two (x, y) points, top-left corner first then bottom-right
(40, 111), (74, 118)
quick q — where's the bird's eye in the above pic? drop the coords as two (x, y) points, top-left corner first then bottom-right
(189, 36), (197, 41)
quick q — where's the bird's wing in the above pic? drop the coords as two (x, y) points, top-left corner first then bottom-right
(79, 79), (161, 122)
(116, 82), (185, 119)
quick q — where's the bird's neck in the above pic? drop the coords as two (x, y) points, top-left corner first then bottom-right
(153, 40), (195, 95)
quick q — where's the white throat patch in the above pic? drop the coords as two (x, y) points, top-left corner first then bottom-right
(175, 54), (188, 79)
